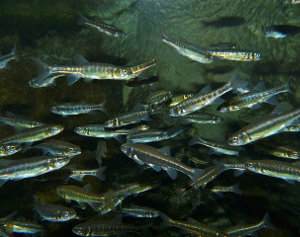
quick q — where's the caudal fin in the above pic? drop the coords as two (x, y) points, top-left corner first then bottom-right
(31, 58), (52, 84)
(189, 168), (204, 183)
(95, 167), (106, 181)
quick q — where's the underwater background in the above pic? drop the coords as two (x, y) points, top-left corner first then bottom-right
(0, 0), (299, 236)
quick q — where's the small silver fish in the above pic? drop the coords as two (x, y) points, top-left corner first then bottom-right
(0, 156), (71, 186)
(33, 139), (81, 157)
(35, 202), (78, 222)
(104, 110), (150, 129)
(74, 124), (128, 139)
(69, 167), (105, 182)
(219, 83), (289, 112)
(0, 114), (44, 129)
(189, 137), (240, 156)
(30, 57), (156, 86)
(207, 49), (261, 62)
(121, 205), (161, 218)
(225, 214), (271, 237)
(0, 125), (64, 145)
(162, 34), (213, 64)
(51, 103), (105, 116)
(79, 15), (126, 38)
(121, 143), (203, 181)
(127, 127), (184, 143)
(170, 76), (245, 117)
(228, 107), (300, 146)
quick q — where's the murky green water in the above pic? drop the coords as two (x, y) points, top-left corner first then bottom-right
(0, 0), (299, 236)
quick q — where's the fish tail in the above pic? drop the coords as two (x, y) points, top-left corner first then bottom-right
(30, 58), (52, 83)
(232, 184), (242, 194)
(77, 14), (90, 26)
(129, 59), (156, 75)
(95, 101), (106, 113)
(229, 73), (248, 92)
(95, 167), (106, 181)
(190, 168), (204, 183)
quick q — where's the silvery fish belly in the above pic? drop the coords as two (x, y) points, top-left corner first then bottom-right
(0, 156), (71, 181)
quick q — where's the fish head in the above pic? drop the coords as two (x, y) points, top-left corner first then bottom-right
(74, 126), (90, 136)
(104, 118), (120, 128)
(169, 106), (185, 117)
(64, 145), (82, 157)
(47, 125), (64, 136)
(120, 143), (135, 157)
(218, 105), (230, 113)
(228, 131), (250, 146)
(72, 224), (88, 236)
(0, 143), (22, 156)
(48, 156), (70, 169)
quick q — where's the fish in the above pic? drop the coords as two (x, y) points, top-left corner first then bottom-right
(121, 205), (161, 218)
(56, 185), (105, 209)
(162, 34), (213, 64)
(35, 202), (78, 222)
(74, 124), (129, 139)
(69, 167), (106, 182)
(0, 220), (43, 234)
(127, 127), (185, 143)
(72, 218), (142, 237)
(207, 49), (261, 62)
(170, 76), (245, 117)
(255, 142), (300, 160)
(0, 46), (16, 69)
(228, 107), (300, 146)
(0, 114), (44, 129)
(147, 90), (173, 107)
(179, 113), (223, 124)
(210, 184), (241, 195)
(0, 143), (23, 157)
(0, 156), (72, 186)
(79, 15), (126, 38)
(0, 124), (64, 145)
(265, 25), (300, 39)
(219, 83), (290, 112)
(161, 214), (228, 237)
(121, 143), (203, 181)
(244, 159), (300, 182)
(51, 102), (105, 116)
(104, 110), (151, 129)
(201, 16), (246, 28)
(113, 183), (154, 197)
(224, 214), (271, 237)
(33, 139), (82, 157)
(169, 93), (194, 107)
(31, 57), (156, 86)
(189, 137), (240, 156)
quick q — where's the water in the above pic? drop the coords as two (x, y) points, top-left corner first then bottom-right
(0, 0), (299, 236)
